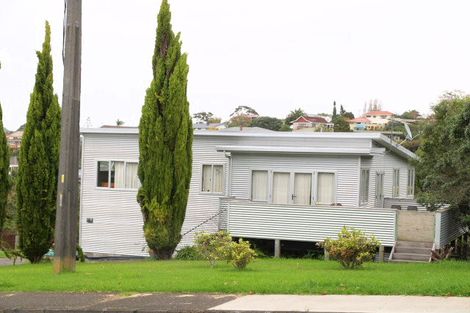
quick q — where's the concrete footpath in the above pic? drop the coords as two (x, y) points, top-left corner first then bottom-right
(1, 293), (470, 313)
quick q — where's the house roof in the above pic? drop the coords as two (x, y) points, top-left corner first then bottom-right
(349, 117), (371, 123)
(291, 115), (328, 124)
(365, 111), (394, 116)
(80, 127), (417, 160)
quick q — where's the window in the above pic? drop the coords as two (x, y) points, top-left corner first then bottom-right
(407, 168), (415, 196)
(201, 164), (224, 193)
(360, 169), (370, 205)
(392, 169), (400, 197)
(293, 173), (312, 205)
(97, 161), (110, 187)
(272, 172), (290, 204)
(97, 161), (140, 189)
(251, 170), (268, 201)
(317, 172), (335, 204)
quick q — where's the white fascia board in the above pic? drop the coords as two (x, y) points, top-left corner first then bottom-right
(374, 135), (418, 160)
(216, 145), (373, 156)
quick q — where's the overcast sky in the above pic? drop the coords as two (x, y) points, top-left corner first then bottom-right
(1, 0), (470, 130)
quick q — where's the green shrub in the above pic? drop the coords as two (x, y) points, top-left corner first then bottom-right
(194, 231), (232, 267)
(323, 226), (380, 269)
(76, 245), (85, 263)
(228, 239), (257, 270)
(175, 246), (202, 260)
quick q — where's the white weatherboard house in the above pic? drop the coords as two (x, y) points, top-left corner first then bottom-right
(80, 128), (464, 261)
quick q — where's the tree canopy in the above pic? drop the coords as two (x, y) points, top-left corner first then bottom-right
(230, 105), (258, 117)
(193, 112), (221, 124)
(284, 108), (305, 125)
(333, 115), (351, 132)
(416, 93), (470, 225)
(251, 116), (283, 131)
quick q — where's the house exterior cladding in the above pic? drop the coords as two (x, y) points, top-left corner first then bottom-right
(80, 128), (423, 257)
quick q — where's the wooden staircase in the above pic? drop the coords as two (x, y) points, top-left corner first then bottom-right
(390, 240), (433, 263)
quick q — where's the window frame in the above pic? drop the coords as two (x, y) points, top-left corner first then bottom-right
(200, 163), (225, 195)
(95, 159), (140, 191)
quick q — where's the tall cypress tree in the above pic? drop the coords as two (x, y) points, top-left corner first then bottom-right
(138, 0), (192, 259)
(0, 103), (10, 236)
(17, 22), (61, 263)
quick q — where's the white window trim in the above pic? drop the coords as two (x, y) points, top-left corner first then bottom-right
(200, 163), (225, 195)
(95, 159), (140, 191)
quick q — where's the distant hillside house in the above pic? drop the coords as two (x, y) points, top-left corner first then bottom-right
(348, 117), (371, 131)
(291, 115), (332, 131)
(6, 130), (23, 150)
(364, 110), (394, 130)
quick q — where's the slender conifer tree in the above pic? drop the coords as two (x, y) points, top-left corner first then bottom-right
(137, 0), (192, 259)
(17, 22), (61, 263)
(0, 103), (10, 236)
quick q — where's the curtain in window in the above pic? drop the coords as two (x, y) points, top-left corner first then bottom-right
(392, 169), (400, 197)
(202, 165), (212, 192)
(273, 172), (290, 204)
(317, 173), (335, 204)
(114, 161), (126, 188)
(125, 163), (140, 189)
(360, 169), (370, 204)
(294, 173), (311, 205)
(407, 169), (415, 195)
(252, 171), (268, 201)
(213, 165), (224, 193)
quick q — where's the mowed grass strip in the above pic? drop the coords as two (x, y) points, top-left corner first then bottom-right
(0, 259), (469, 296)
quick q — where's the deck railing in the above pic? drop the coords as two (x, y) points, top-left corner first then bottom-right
(219, 197), (397, 246)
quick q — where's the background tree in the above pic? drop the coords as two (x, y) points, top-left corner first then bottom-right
(341, 111), (355, 120)
(251, 116), (283, 131)
(332, 101), (337, 118)
(115, 119), (125, 126)
(16, 22), (61, 263)
(193, 112), (213, 124)
(207, 116), (221, 124)
(138, 0), (192, 259)
(284, 108), (305, 125)
(228, 114), (252, 128)
(0, 104), (10, 236)
(340, 105), (345, 116)
(333, 115), (351, 132)
(416, 93), (470, 225)
(230, 105), (258, 118)
(400, 110), (421, 120)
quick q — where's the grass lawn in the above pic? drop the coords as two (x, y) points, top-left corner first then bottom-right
(0, 259), (469, 296)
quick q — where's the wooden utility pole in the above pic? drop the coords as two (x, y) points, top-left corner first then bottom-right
(54, 0), (82, 273)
